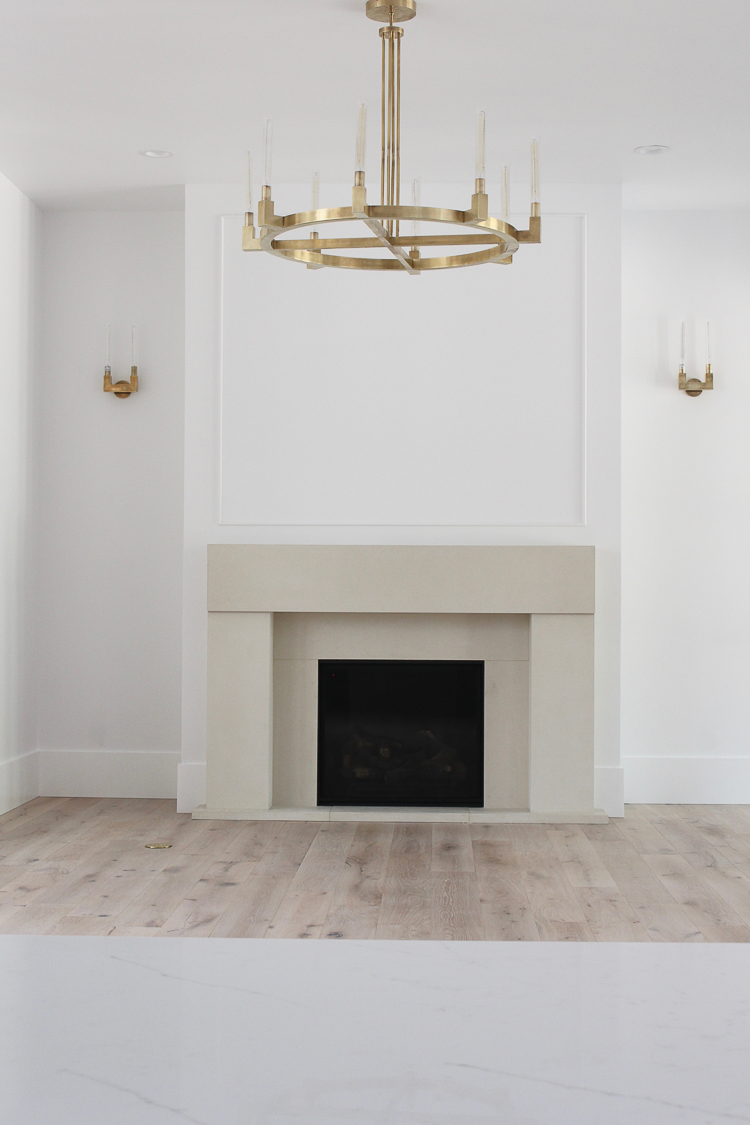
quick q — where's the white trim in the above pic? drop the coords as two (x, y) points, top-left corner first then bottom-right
(623, 757), (750, 804)
(177, 761), (207, 813)
(595, 765), (624, 817)
(38, 750), (178, 799)
(0, 751), (39, 816)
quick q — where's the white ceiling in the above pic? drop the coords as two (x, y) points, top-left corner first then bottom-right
(1, 0), (748, 210)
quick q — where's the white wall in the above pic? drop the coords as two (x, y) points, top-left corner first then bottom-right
(0, 172), (38, 815)
(35, 211), (184, 797)
(181, 183), (623, 815)
(622, 212), (750, 801)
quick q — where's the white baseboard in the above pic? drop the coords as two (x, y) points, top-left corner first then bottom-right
(0, 751), (39, 816)
(38, 749), (179, 799)
(595, 766), (625, 817)
(177, 762), (207, 813)
(623, 757), (750, 804)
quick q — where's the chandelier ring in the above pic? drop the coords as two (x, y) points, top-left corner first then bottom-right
(257, 206), (520, 272)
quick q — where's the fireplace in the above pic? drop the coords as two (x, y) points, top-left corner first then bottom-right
(199, 545), (601, 823)
(317, 660), (484, 808)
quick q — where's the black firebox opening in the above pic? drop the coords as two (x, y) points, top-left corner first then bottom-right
(317, 660), (484, 808)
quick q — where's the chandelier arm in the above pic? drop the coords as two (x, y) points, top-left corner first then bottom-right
(360, 216), (416, 271)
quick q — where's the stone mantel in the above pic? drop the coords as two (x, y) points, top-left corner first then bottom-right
(195, 545), (604, 824)
(207, 544), (595, 615)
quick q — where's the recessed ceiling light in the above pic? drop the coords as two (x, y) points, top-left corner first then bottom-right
(139, 149), (175, 158)
(633, 145), (671, 156)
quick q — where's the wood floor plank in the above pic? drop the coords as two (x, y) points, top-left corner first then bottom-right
(680, 855), (750, 928)
(548, 825), (618, 888)
(266, 822), (357, 939)
(157, 859), (256, 937)
(69, 845), (188, 920)
(376, 873), (432, 939)
(46, 915), (113, 936)
(600, 813), (676, 856)
(472, 833), (539, 941)
(210, 872), (297, 938)
(0, 904), (72, 935)
(648, 816), (735, 868)
(386, 823), (432, 878)
(0, 799), (107, 863)
(34, 841), (147, 908)
(323, 823), (394, 940)
(251, 821), (321, 876)
(112, 853), (216, 930)
(177, 818), (247, 857)
(431, 825), (475, 873)
(430, 874), (484, 940)
(574, 887), (651, 942)
(594, 840), (677, 908)
(644, 852), (748, 936)
(219, 820), (284, 864)
(633, 904), (706, 942)
(0, 796), (69, 831)
(0, 858), (89, 906)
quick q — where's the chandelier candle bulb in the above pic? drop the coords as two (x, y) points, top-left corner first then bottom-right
(131, 324), (136, 367)
(531, 138), (540, 210)
(706, 321), (711, 364)
(245, 152), (253, 213)
(263, 119), (273, 186)
(312, 171), (320, 211)
(355, 104), (367, 174)
(106, 323), (111, 368)
(502, 165), (510, 222)
(476, 111), (486, 184)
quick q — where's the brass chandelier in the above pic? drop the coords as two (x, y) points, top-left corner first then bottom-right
(242, 0), (541, 272)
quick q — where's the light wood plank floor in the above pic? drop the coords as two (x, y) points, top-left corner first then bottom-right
(3, 798), (750, 940)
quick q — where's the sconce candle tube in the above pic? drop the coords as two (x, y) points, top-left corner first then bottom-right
(680, 321), (686, 368)
(530, 139), (540, 206)
(106, 324), (111, 368)
(706, 321), (711, 365)
(263, 119), (273, 186)
(131, 324), (136, 367)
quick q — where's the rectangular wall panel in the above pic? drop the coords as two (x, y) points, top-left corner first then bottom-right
(219, 206), (585, 526)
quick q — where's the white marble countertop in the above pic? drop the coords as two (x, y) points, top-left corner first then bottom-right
(1, 937), (749, 1124)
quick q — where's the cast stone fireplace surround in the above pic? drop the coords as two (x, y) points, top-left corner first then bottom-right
(193, 545), (606, 824)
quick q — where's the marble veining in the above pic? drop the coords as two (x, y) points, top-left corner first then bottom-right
(1, 937), (749, 1124)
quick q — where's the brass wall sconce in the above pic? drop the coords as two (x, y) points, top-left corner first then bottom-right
(679, 321), (714, 397)
(103, 324), (139, 399)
